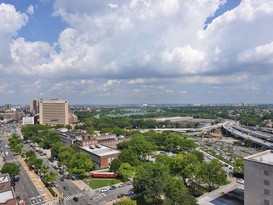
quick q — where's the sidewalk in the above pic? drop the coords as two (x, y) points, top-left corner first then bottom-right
(71, 179), (95, 196)
(19, 157), (57, 203)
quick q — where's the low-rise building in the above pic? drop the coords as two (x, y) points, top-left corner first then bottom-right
(244, 150), (273, 205)
(79, 145), (120, 168)
(0, 174), (17, 205)
(22, 116), (34, 125)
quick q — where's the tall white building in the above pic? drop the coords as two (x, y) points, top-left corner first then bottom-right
(39, 99), (68, 125)
(244, 150), (273, 205)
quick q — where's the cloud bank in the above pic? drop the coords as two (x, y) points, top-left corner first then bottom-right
(1, 0), (273, 104)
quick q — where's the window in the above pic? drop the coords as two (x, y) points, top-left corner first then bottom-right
(264, 180), (270, 186)
(264, 170), (269, 176)
(264, 189), (270, 196)
(264, 199), (269, 205)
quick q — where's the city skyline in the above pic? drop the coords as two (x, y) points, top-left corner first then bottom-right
(1, 0), (273, 105)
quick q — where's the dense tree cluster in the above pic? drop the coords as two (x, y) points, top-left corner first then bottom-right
(0, 162), (20, 178)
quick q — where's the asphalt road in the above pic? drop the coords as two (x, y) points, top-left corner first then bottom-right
(1, 123), (136, 205)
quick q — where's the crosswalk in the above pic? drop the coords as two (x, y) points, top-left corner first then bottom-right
(63, 193), (84, 201)
(92, 193), (107, 201)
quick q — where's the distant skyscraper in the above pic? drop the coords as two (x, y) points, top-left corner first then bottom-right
(30, 99), (39, 115)
(39, 99), (68, 125)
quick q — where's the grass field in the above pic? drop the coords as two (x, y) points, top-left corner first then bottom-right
(83, 178), (122, 189)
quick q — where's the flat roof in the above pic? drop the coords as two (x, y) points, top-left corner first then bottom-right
(245, 150), (273, 165)
(0, 174), (9, 183)
(0, 190), (14, 203)
(81, 145), (120, 157)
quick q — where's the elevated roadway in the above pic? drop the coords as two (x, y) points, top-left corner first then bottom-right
(223, 121), (273, 150)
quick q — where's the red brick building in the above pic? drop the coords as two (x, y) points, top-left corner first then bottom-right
(79, 145), (120, 168)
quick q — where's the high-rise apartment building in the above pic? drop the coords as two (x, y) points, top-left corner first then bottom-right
(244, 150), (273, 205)
(39, 99), (68, 125)
(30, 99), (39, 115)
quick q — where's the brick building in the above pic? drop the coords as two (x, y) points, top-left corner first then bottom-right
(79, 145), (120, 168)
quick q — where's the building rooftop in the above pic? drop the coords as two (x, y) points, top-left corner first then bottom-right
(0, 190), (14, 203)
(0, 174), (10, 183)
(245, 150), (273, 165)
(81, 145), (120, 157)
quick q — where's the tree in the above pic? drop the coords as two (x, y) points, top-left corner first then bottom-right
(41, 131), (60, 149)
(58, 146), (76, 166)
(233, 157), (244, 177)
(129, 135), (154, 161)
(68, 153), (95, 175)
(25, 150), (36, 159)
(118, 149), (139, 167)
(134, 162), (169, 204)
(199, 160), (227, 191)
(40, 165), (49, 177)
(51, 142), (64, 159)
(116, 198), (137, 205)
(171, 154), (199, 186)
(1, 163), (20, 178)
(110, 158), (122, 172)
(155, 154), (173, 171)
(44, 171), (57, 186)
(117, 163), (134, 182)
(164, 177), (197, 205)
(116, 140), (130, 150)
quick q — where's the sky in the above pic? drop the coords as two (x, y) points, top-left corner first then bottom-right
(1, 0), (273, 105)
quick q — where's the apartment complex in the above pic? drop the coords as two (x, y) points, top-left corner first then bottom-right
(39, 99), (69, 125)
(244, 150), (273, 205)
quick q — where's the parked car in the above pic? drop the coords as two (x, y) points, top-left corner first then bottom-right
(125, 189), (134, 196)
(109, 185), (116, 190)
(118, 183), (125, 188)
(117, 193), (125, 198)
(99, 188), (107, 193)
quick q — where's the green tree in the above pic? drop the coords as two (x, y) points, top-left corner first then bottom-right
(129, 135), (154, 161)
(155, 154), (173, 171)
(233, 157), (244, 176)
(41, 131), (60, 149)
(134, 162), (168, 204)
(116, 198), (136, 205)
(44, 171), (57, 186)
(199, 160), (227, 191)
(110, 158), (122, 172)
(118, 149), (139, 167)
(1, 163), (20, 178)
(40, 165), (49, 177)
(171, 153), (199, 186)
(68, 153), (95, 175)
(51, 142), (64, 159)
(116, 140), (130, 150)
(164, 177), (197, 205)
(117, 163), (134, 182)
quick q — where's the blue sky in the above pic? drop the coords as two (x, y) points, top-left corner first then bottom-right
(1, 0), (273, 105)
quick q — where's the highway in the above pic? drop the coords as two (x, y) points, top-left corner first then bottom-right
(223, 121), (273, 149)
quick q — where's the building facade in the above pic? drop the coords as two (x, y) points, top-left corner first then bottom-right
(244, 150), (273, 205)
(39, 99), (68, 125)
(22, 116), (34, 125)
(79, 145), (120, 168)
(30, 99), (39, 115)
